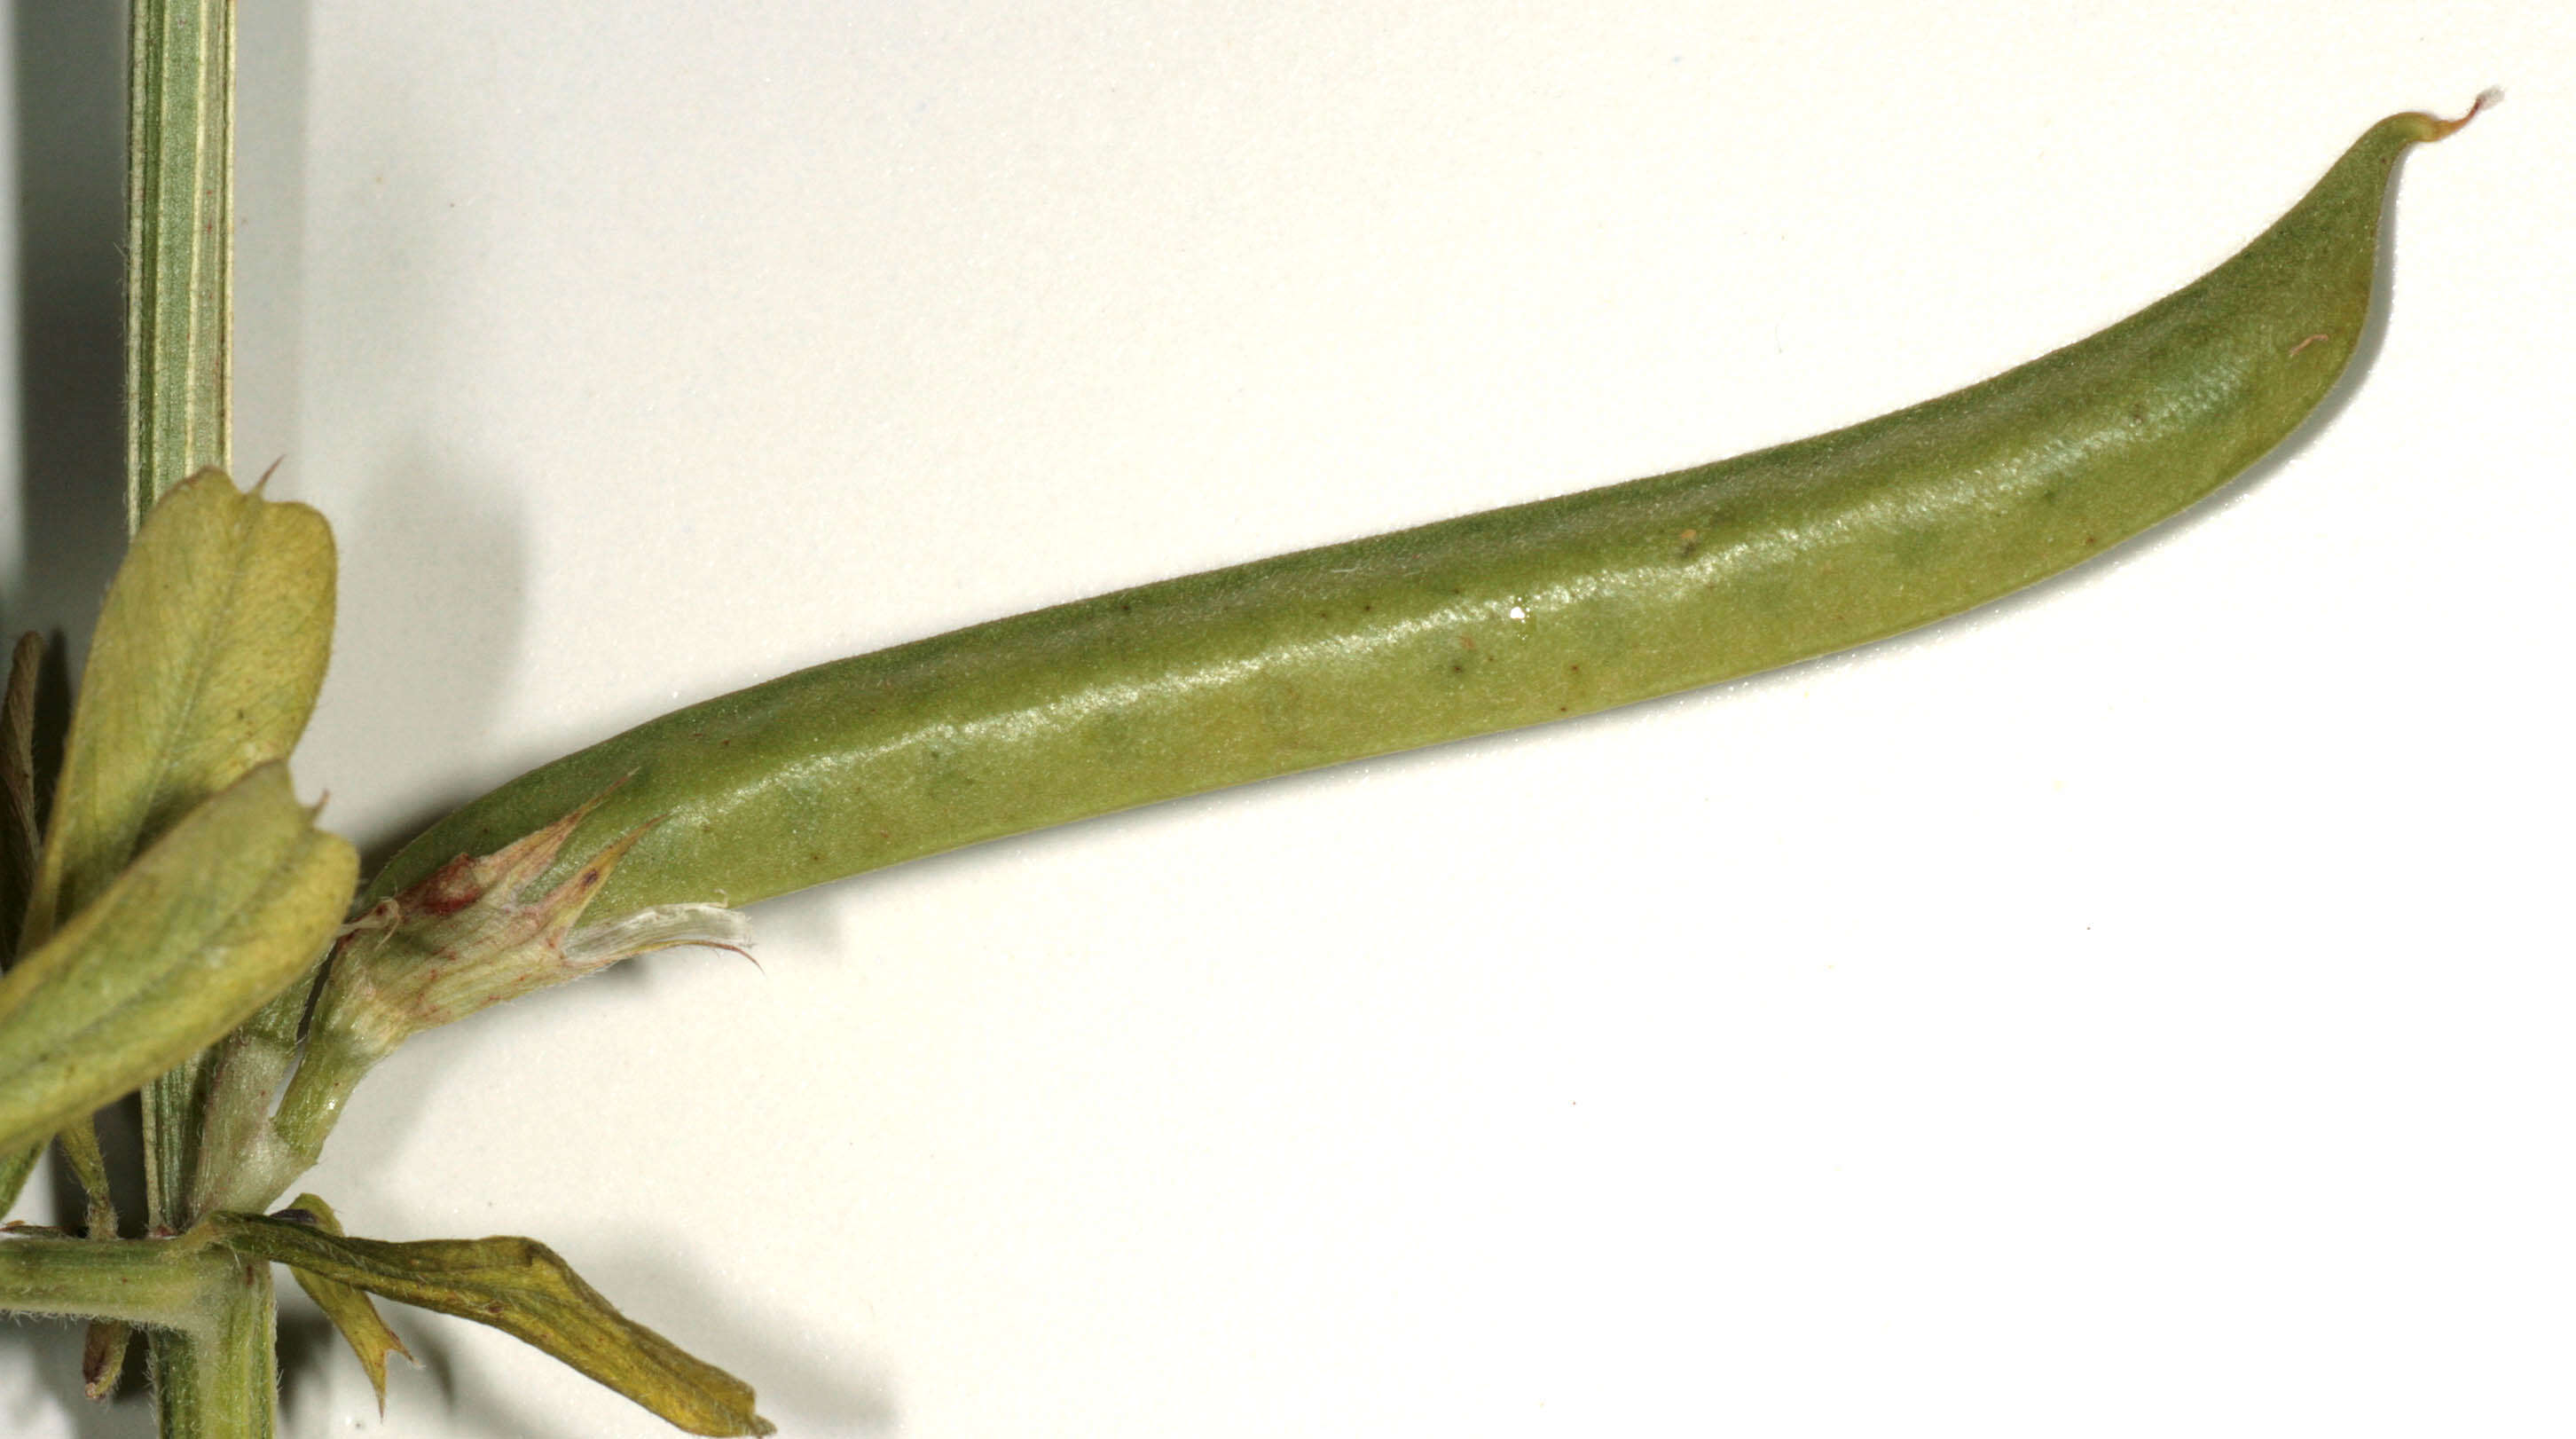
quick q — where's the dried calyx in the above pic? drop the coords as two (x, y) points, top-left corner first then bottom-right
(191, 786), (746, 1218)
(315, 787), (747, 1065)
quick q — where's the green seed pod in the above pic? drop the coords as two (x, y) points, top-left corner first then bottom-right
(369, 102), (2482, 920)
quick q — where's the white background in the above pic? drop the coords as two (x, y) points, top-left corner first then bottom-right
(6, 3), (2573, 1436)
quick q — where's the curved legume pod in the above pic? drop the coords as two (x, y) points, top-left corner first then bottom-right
(370, 102), (2481, 918)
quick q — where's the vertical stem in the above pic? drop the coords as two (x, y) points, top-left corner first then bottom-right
(127, 0), (233, 1231)
(128, 4), (258, 1436)
(150, 1256), (276, 1439)
(126, 0), (232, 531)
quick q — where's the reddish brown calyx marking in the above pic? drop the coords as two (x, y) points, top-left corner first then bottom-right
(408, 854), (485, 916)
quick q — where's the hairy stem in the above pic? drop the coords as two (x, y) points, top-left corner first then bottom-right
(0, 1235), (232, 1330)
(129, 0), (258, 1435)
(150, 1257), (276, 1439)
(130, 0), (237, 1231)
(125, 0), (232, 529)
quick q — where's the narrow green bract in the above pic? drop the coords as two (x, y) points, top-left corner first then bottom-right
(209, 1213), (774, 1436)
(374, 109), (2469, 924)
(271, 1195), (412, 1411)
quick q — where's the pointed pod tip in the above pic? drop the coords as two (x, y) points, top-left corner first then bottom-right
(2415, 88), (2501, 143)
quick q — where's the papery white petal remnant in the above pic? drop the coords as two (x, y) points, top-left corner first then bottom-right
(561, 904), (752, 971)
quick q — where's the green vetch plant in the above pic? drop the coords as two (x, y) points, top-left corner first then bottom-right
(0, 5), (2493, 1434)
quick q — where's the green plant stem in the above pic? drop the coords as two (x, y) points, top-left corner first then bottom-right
(150, 1257), (276, 1439)
(203, 1025), (373, 1218)
(130, 0), (237, 1234)
(129, 0), (254, 1433)
(185, 967), (324, 1224)
(126, 0), (232, 530)
(0, 1234), (232, 1329)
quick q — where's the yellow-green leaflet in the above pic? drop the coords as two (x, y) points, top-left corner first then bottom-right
(0, 1148), (32, 1218)
(208, 1212), (774, 1437)
(14, 467), (335, 1218)
(273, 1194), (412, 1411)
(23, 469), (334, 947)
(0, 763), (355, 1155)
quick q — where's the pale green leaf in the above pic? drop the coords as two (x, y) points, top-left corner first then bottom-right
(209, 1212), (773, 1436)
(20, 467), (334, 1222)
(274, 1194), (409, 1411)
(23, 469), (334, 948)
(0, 762), (356, 1154)
(0, 1144), (33, 1216)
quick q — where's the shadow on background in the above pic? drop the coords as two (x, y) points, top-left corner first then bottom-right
(4, 1), (310, 1434)
(337, 442), (530, 877)
(7, 0), (145, 1431)
(12, 0), (127, 655)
